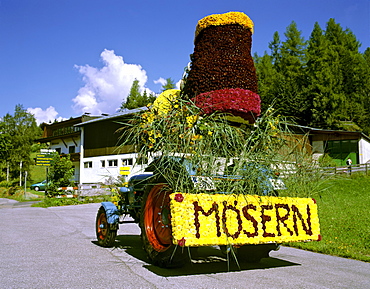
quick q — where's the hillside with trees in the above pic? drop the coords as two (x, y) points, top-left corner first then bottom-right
(254, 18), (370, 135)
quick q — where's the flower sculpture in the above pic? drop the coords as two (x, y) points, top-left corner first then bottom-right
(182, 11), (260, 123)
(192, 88), (261, 123)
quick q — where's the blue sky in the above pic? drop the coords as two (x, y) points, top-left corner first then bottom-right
(0, 0), (369, 124)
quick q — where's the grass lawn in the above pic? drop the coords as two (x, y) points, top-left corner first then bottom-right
(284, 173), (370, 262)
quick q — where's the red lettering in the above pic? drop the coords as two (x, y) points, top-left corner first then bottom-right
(242, 204), (258, 237)
(222, 201), (242, 239)
(261, 205), (275, 237)
(292, 205), (312, 236)
(193, 201), (221, 238)
(275, 204), (293, 236)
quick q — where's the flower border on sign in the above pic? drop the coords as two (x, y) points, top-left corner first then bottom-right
(170, 193), (321, 247)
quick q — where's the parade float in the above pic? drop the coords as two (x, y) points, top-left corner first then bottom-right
(95, 12), (321, 268)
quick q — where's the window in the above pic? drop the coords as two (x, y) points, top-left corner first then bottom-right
(84, 161), (92, 168)
(108, 159), (118, 167)
(101, 160), (105, 167)
(55, 148), (61, 154)
(122, 158), (133, 166)
(69, 146), (75, 154)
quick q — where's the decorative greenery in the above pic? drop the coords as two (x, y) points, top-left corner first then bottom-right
(123, 89), (304, 196)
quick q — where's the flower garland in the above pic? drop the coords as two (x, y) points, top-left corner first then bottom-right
(170, 193), (321, 247)
(195, 11), (254, 39)
(191, 88), (261, 123)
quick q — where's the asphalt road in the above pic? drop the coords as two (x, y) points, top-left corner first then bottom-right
(1, 198), (369, 289)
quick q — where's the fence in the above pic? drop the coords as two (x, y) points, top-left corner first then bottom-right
(321, 163), (370, 176)
(275, 162), (370, 178)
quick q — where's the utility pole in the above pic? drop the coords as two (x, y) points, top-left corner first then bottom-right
(19, 160), (22, 186)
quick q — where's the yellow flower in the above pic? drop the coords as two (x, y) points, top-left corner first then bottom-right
(195, 12), (254, 38)
(149, 137), (155, 143)
(208, 131), (213, 136)
(170, 193), (321, 247)
(186, 115), (198, 127)
(152, 89), (181, 115)
(191, 134), (203, 141)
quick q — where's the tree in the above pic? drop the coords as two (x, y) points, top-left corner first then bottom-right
(257, 22), (308, 123)
(256, 19), (370, 134)
(161, 78), (176, 92)
(47, 153), (74, 195)
(120, 80), (156, 110)
(0, 105), (42, 182)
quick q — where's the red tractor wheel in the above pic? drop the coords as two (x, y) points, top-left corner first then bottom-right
(140, 182), (188, 268)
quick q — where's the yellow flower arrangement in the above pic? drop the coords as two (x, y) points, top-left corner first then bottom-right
(151, 89), (181, 115)
(195, 11), (254, 38)
(170, 193), (320, 247)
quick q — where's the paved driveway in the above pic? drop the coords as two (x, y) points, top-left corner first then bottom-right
(0, 199), (369, 288)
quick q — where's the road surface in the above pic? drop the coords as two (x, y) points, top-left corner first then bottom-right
(0, 198), (369, 288)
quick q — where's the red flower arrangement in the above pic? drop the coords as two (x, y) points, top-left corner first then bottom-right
(191, 88), (261, 124)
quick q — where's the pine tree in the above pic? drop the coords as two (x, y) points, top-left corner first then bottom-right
(161, 78), (176, 92)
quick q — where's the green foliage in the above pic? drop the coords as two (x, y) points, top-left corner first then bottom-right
(47, 154), (74, 195)
(255, 19), (370, 135)
(286, 174), (370, 262)
(120, 79), (156, 110)
(32, 195), (111, 207)
(0, 105), (42, 181)
(161, 77), (176, 91)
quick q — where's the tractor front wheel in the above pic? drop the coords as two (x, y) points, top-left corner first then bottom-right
(96, 206), (118, 247)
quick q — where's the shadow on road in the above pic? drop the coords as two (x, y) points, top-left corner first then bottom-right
(93, 234), (300, 277)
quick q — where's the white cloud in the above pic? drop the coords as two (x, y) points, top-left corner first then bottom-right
(27, 106), (64, 125)
(73, 49), (151, 115)
(154, 77), (166, 86)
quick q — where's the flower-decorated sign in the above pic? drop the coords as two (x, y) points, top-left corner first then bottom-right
(170, 193), (320, 246)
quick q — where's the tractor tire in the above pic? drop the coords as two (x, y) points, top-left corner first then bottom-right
(96, 206), (118, 247)
(140, 182), (188, 268)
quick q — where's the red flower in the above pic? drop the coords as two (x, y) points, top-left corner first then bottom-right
(191, 88), (261, 123)
(178, 237), (186, 247)
(174, 193), (184, 202)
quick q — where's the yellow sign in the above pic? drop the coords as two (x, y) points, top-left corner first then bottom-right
(120, 166), (130, 175)
(170, 193), (320, 247)
(36, 154), (53, 166)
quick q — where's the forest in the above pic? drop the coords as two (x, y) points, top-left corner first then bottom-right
(253, 18), (370, 135)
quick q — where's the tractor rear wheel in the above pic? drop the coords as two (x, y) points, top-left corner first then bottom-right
(96, 206), (118, 247)
(140, 183), (188, 268)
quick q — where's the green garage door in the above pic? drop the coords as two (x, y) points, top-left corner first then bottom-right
(326, 140), (358, 166)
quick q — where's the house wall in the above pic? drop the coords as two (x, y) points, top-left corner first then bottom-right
(359, 138), (370, 163)
(79, 153), (151, 184)
(49, 137), (81, 154)
(49, 137), (81, 183)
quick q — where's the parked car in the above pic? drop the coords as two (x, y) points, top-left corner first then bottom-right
(30, 180), (47, 191)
